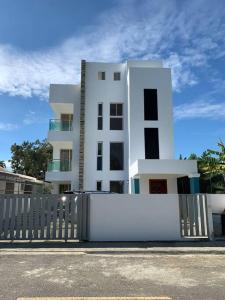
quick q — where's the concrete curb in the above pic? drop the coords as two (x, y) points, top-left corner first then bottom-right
(1, 247), (225, 255)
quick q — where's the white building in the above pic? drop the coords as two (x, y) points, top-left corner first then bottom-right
(45, 60), (199, 194)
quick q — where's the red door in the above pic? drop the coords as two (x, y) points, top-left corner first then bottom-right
(149, 179), (168, 194)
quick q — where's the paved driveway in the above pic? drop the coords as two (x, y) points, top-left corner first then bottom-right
(0, 249), (225, 300)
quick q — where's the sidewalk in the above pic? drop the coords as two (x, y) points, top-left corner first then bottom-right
(1, 240), (225, 254)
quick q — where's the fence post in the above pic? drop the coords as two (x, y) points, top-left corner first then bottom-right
(205, 194), (214, 240)
(77, 194), (90, 241)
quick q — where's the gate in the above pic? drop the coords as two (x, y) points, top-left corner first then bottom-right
(0, 194), (89, 241)
(179, 194), (209, 238)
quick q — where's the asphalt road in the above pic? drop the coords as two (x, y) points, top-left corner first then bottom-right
(1, 250), (225, 300)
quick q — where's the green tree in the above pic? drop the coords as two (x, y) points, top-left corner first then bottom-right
(0, 161), (6, 168)
(10, 139), (52, 180)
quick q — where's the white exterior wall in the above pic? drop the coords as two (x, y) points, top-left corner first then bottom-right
(83, 62), (128, 192)
(127, 66), (174, 167)
(46, 84), (80, 192)
(89, 194), (181, 241)
(207, 194), (225, 213)
(46, 60), (197, 194)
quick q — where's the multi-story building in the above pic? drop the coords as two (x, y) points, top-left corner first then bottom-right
(45, 60), (199, 194)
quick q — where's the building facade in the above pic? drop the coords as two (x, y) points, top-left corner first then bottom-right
(45, 60), (199, 194)
(0, 167), (44, 194)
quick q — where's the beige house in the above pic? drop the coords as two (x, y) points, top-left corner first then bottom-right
(0, 167), (44, 194)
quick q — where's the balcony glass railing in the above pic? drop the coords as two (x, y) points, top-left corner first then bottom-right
(49, 119), (73, 131)
(47, 160), (72, 172)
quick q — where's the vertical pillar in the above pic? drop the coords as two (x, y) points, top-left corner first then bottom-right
(133, 178), (140, 194)
(189, 177), (200, 194)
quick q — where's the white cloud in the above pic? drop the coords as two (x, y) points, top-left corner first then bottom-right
(174, 100), (225, 120)
(4, 160), (12, 171)
(0, 122), (19, 131)
(0, 0), (224, 99)
(23, 110), (48, 125)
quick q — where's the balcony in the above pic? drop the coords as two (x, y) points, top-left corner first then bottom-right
(48, 119), (73, 143)
(49, 119), (73, 131)
(48, 159), (72, 172)
(45, 159), (73, 182)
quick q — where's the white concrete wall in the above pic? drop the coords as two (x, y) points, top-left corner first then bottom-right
(84, 62), (128, 192)
(127, 67), (174, 168)
(89, 194), (181, 241)
(207, 194), (225, 214)
(130, 159), (198, 178)
(49, 84), (80, 104)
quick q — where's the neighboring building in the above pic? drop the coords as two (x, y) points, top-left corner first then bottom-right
(0, 167), (44, 194)
(45, 60), (199, 194)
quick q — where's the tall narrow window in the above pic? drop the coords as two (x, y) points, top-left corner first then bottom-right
(144, 128), (159, 159)
(61, 114), (73, 131)
(114, 72), (121, 81)
(110, 103), (123, 130)
(60, 149), (72, 171)
(97, 142), (103, 171)
(96, 181), (102, 191)
(97, 103), (103, 130)
(110, 142), (124, 170)
(144, 89), (158, 120)
(98, 71), (105, 80)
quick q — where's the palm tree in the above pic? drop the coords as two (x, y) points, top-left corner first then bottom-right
(0, 160), (6, 168)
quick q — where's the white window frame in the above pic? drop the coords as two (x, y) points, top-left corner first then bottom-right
(97, 103), (103, 130)
(97, 142), (103, 171)
(98, 71), (105, 80)
(109, 103), (123, 130)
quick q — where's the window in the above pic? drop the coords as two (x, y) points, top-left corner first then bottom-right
(97, 142), (103, 171)
(144, 128), (159, 159)
(110, 181), (124, 193)
(144, 89), (158, 120)
(110, 103), (123, 130)
(97, 103), (103, 130)
(61, 114), (73, 131)
(5, 182), (14, 194)
(60, 149), (72, 171)
(110, 142), (124, 170)
(59, 184), (71, 194)
(149, 180), (167, 194)
(98, 71), (105, 80)
(114, 72), (121, 81)
(96, 181), (102, 191)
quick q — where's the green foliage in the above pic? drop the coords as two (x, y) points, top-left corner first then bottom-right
(10, 139), (53, 180)
(182, 141), (225, 193)
(0, 161), (6, 168)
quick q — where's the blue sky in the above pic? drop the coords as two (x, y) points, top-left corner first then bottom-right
(0, 0), (225, 168)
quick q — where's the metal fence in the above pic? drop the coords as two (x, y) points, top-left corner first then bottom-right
(179, 194), (209, 238)
(0, 194), (89, 241)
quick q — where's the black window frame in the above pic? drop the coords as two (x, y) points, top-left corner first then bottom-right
(96, 181), (102, 191)
(110, 181), (124, 193)
(97, 103), (103, 130)
(144, 89), (158, 121)
(144, 128), (159, 159)
(110, 142), (124, 171)
(97, 142), (103, 171)
(113, 72), (121, 81)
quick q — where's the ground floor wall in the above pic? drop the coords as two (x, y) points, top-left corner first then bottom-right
(139, 175), (178, 194)
(207, 194), (225, 214)
(89, 194), (181, 241)
(51, 181), (71, 194)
